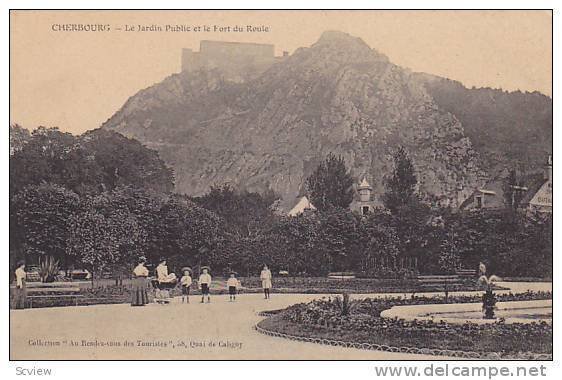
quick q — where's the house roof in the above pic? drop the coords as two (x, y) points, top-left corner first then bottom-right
(287, 196), (316, 216)
(518, 173), (548, 207)
(460, 168), (549, 211)
(358, 177), (372, 190)
(459, 169), (510, 210)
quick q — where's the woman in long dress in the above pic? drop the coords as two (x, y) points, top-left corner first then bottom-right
(131, 257), (149, 306)
(260, 265), (272, 299)
(13, 261), (27, 309)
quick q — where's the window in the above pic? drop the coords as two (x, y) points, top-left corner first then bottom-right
(476, 196), (482, 208)
(362, 206), (370, 215)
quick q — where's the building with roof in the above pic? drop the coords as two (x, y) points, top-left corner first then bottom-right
(460, 156), (552, 214)
(459, 169), (513, 211)
(287, 196), (316, 217)
(349, 177), (377, 215)
(287, 177), (379, 217)
(519, 155), (552, 213)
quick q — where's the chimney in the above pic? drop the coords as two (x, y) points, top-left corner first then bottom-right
(545, 154), (553, 182)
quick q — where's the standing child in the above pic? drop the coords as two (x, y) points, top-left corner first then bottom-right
(198, 267), (212, 303)
(226, 272), (240, 302)
(180, 268), (192, 303)
(260, 265), (272, 299)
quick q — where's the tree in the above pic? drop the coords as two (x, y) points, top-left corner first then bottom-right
(99, 186), (165, 262)
(502, 169), (525, 209)
(9, 124), (30, 155)
(10, 183), (80, 266)
(157, 196), (225, 272)
(194, 184), (278, 237)
(382, 146), (418, 213)
(9, 127), (101, 196)
(318, 209), (362, 272)
(265, 213), (327, 275)
(79, 129), (174, 194)
(9, 127), (174, 197)
(360, 210), (400, 273)
(306, 153), (354, 210)
(66, 197), (146, 283)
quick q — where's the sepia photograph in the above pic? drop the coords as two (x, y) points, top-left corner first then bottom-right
(8, 8), (553, 365)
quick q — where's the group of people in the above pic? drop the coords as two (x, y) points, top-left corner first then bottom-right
(11, 258), (273, 309)
(131, 257), (273, 307)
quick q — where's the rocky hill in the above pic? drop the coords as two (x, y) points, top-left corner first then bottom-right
(103, 31), (550, 209)
(412, 73), (552, 174)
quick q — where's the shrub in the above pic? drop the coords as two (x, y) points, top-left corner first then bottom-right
(38, 255), (60, 283)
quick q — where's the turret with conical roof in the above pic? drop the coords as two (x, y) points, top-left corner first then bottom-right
(358, 177), (373, 202)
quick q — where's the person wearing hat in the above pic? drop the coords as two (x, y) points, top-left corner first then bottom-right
(260, 265), (272, 299)
(131, 257), (150, 306)
(226, 272), (240, 302)
(180, 267), (192, 303)
(198, 267), (212, 303)
(12, 261), (27, 309)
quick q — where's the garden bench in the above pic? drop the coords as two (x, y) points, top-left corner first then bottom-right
(27, 294), (84, 308)
(27, 287), (81, 293)
(22, 283), (83, 308)
(416, 275), (464, 291)
(456, 269), (477, 278)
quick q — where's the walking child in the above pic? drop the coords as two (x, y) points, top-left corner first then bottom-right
(180, 268), (192, 303)
(226, 272), (240, 302)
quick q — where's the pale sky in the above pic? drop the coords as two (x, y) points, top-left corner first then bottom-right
(10, 10), (552, 135)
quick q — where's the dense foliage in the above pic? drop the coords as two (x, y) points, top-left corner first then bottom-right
(10, 126), (552, 281)
(306, 153), (354, 210)
(421, 78), (552, 173)
(9, 126), (174, 197)
(382, 146), (418, 213)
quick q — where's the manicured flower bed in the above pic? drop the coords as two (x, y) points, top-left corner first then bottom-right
(257, 291), (552, 359)
(237, 276), (488, 294)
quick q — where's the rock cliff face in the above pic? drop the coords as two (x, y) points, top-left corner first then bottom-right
(412, 73), (552, 175)
(103, 31), (521, 208)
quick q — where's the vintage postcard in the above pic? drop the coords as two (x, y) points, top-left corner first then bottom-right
(9, 9), (552, 363)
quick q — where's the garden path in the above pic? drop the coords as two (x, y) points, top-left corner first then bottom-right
(10, 281), (551, 360)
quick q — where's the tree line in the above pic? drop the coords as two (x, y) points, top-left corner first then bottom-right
(10, 125), (552, 280)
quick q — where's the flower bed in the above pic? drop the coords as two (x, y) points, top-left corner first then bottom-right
(257, 291), (552, 359)
(237, 276), (487, 294)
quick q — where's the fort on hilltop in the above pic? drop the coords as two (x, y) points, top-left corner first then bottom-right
(181, 40), (288, 81)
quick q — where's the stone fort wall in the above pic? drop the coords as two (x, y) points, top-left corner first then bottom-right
(181, 40), (287, 79)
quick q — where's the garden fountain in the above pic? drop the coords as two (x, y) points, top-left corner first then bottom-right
(478, 262), (501, 319)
